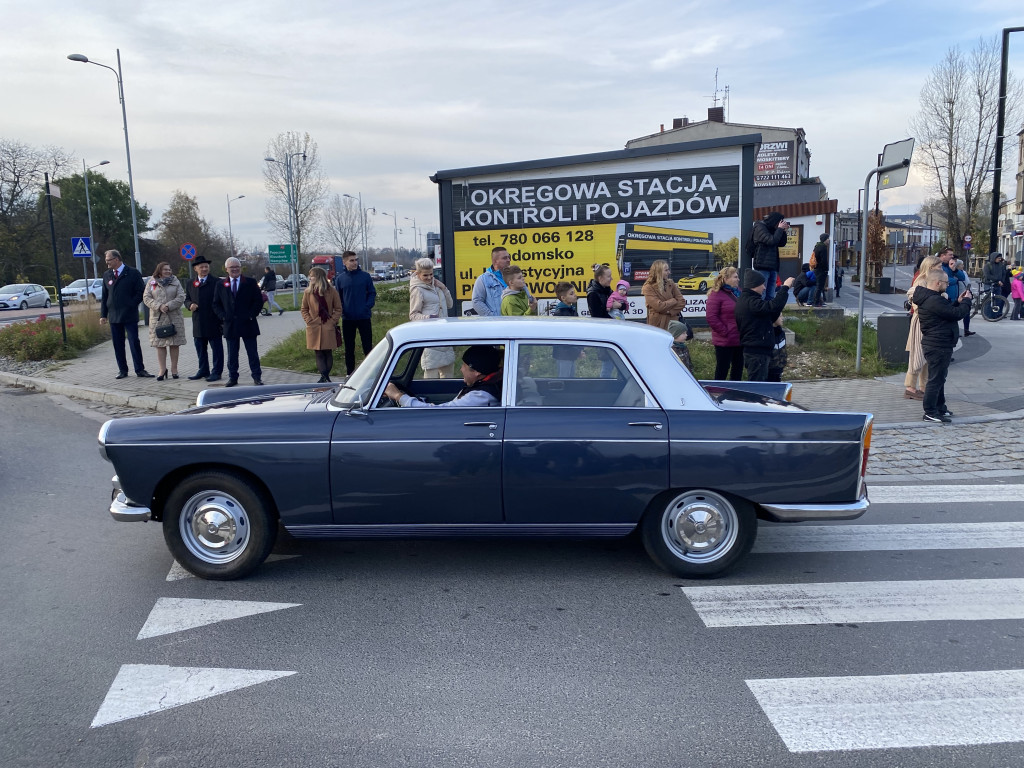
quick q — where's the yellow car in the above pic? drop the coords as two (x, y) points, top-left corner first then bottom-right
(677, 271), (718, 293)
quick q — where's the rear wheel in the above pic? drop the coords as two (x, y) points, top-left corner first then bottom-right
(641, 489), (756, 577)
(981, 294), (1008, 322)
(44, 298), (51, 308)
(162, 470), (277, 580)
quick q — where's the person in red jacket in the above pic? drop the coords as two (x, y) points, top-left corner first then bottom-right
(705, 267), (742, 380)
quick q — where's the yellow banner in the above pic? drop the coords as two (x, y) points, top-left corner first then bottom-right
(454, 224), (619, 301)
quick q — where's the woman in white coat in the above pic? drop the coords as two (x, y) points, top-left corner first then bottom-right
(408, 257), (455, 377)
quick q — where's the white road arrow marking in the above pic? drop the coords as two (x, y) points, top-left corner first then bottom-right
(91, 664), (295, 728)
(747, 669), (1024, 752)
(753, 521), (1024, 552)
(137, 597), (301, 639)
(869, 484), (1024, 504)
(165, 554), (300, 581)
(682, 578), (1024, 627)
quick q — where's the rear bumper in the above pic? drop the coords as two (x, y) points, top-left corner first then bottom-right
(759, 486), (869, 522)
(109, 476), (151, 522)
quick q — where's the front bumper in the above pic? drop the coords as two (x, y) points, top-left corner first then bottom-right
(109, 475), (151, 522)
(759, 486), (869, 522)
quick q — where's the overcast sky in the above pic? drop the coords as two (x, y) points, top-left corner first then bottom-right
(5, 0), (1022, 253)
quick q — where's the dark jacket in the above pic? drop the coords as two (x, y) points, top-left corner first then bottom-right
(185, 273), (223, 338)
(913, 285), (970, 351)
(586, 279), (612, 318)
(214, 276), (263, 339)
(982, 254), (1008, 287)
(735, 285), (790, 353)
(551, 301), (578, 317)
(752, 213), (787, 272)
(259, 270), (277, 292)
(334, 267), (376, 320)
(812, 240), (829, 274)
(100, 265), (144, 324)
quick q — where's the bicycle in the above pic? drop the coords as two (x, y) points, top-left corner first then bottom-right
(969, 281), (1009, 322)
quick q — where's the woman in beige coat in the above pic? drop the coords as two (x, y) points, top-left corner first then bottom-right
(408, 257), (456, 377)
(143, 262), (187, 380)
(300, 267), (343, 383)
(641, 259), (687, 330)
(903, 256), (940, 399)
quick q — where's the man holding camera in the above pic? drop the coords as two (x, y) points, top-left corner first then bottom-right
(752, 211), (789, 300)
(912, 269), (972, 423)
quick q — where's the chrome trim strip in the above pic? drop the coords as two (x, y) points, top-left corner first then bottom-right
(759, 488), (870, 522)
(101, 440), (330, 447)
(670, 439), (857, 445)
(109, 492), (151, 522)
(284, 523), (636, 539)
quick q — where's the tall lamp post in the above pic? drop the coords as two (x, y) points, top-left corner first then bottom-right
(343, 193), (369, 271)
(226, 194), (245, 260)
(83, 159), (109, 279)
(265, 153), (305, 304)
(67, 50), (142, 271)
(404, 216), (421, 255)
(989, 26), (1024, 254)
(379, 211), (399, 268)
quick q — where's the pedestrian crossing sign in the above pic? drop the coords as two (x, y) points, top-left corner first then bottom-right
(72, 237), (93, 257)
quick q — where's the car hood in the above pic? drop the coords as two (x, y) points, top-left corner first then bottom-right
(187, 386), (336, 415)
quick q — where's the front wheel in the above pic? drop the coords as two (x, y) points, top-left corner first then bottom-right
(981, 294), (1008, 322)
(19, 301), (27, 310)
(698, 281), (708, 293)
(641, 489), (756, 578)
(162, 470), (277, 580)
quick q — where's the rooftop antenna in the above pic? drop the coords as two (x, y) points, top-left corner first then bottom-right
(724, 85), (730, 121)
(707, 69), (730, 120)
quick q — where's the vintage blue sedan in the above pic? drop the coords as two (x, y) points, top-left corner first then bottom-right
(99, 318), (872, 580)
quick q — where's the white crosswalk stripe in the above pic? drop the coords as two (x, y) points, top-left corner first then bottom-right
(868, 484), (1023, 504)
(753, 521), (1024, 552)
(682, 578), (1024, 627)
(746, 669), (1024, 752)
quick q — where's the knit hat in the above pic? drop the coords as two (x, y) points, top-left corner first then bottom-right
(667, 320), (690, 341)
(743, 270), (766, 289)
(819, 233), (829, 242)
(616, 280), (630, 292)
(462, 345), (502, 375)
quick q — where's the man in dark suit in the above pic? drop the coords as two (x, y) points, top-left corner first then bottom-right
(99, 250), (152, 379)
(213, 257), (263, 386)
(184, 255), (224, 381)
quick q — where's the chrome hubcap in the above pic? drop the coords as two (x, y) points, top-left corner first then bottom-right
(662, 491), (738, 563)
(179, 492), (249, 564)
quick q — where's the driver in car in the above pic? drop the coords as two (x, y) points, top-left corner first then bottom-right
(384, 345), (502, 407)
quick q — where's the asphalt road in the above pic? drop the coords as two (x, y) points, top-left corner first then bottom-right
(2, 387), (1023, 768)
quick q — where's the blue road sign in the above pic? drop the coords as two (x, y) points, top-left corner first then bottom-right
(72, 237), (92, 258)
(181, 242), (196, 260)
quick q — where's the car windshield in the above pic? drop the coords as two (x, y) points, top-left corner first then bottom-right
(332, 337), (392, 408)
(65, 280), (87, 289)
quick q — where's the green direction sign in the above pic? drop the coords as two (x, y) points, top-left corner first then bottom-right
(268, 244), (294, 264)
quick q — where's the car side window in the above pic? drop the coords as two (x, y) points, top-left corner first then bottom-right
(514, 344), (650, 408)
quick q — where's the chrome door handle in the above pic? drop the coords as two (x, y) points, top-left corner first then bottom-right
(628, 422), (663, 430)
(464, 422), (498, 429)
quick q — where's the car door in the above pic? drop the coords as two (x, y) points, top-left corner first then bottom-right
(502, 342), (669, 526)
(30, 285), (45, 307)
(329, 342), (506, 526)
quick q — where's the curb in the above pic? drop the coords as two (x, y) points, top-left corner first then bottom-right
(0, 370), (192, 413)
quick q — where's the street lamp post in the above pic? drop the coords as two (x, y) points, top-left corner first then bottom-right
(379, 211), (399, 269)
(226, 194), (245, 262)
(67, 50), (142, 272)
(404, 217), (421, 255)
(989, 26), (1024, 254)
(343, 193), (369, 271)
(265, 153), (305, 304)
(83, 159), (109, 279)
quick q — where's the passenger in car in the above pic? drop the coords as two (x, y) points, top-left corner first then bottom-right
(384, 345), (503, 407)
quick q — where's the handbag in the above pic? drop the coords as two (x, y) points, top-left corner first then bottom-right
(154, 311), (176, 339)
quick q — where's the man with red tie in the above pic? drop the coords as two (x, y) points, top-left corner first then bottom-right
(99, 249), (153, 379)
(213, 257), (264, 386)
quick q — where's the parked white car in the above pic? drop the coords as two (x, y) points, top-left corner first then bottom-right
(61, 278), (103, 302)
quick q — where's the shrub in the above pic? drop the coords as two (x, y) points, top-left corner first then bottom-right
(0, 307), (108, 361)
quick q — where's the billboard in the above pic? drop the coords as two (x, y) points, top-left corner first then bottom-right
(434, 137), (756, 319)
(754, 140), (795, 187)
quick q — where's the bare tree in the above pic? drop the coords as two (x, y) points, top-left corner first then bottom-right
(910, 36), (1022, 253)
(320, 193), (363, 253)
(0, 139), (74, 282)
(262, 132), (329, 259)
